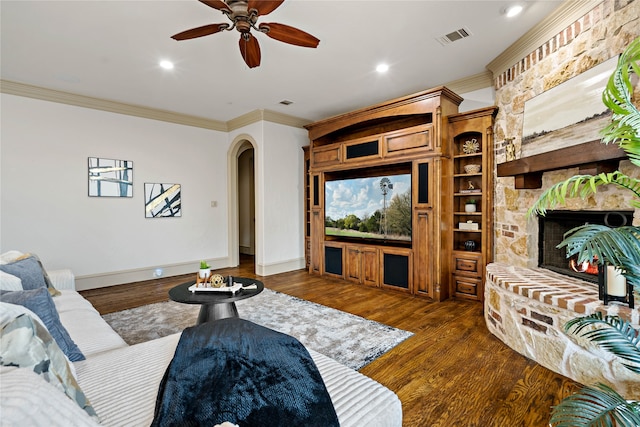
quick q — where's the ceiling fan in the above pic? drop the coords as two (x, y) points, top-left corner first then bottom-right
(171, 0), (320, 68)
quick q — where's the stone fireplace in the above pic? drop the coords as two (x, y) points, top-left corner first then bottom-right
(484, 0), (640, 399)
(491, 0), (640, 271)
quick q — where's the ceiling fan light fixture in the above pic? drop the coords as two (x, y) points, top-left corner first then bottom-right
(171, 0), (319, 67)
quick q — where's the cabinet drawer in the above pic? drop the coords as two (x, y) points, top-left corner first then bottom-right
(453, 252), (482, 276)
(313, 145), (341, 168)
(454, 275), (481, 297)
(456, 257), (477, 272)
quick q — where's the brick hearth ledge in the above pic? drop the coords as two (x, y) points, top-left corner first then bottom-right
(485, 262), (640, 399)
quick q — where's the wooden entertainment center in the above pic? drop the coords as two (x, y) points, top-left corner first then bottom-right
(304, 86), (496, 302)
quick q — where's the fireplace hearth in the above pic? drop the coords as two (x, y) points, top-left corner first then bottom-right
(538, 210), (633, 284)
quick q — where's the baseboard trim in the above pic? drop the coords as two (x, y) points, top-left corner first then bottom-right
(255, 257), (305, 276)
(75, 257), (231, 291)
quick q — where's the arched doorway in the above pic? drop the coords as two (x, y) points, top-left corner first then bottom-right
(228, 136), (257, 271)
(237, 146), (255, 257)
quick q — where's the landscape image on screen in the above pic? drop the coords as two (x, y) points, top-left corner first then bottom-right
(325, 173), (411, 242)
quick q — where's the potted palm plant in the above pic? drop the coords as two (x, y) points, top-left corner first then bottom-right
(529, 36), (640, 425)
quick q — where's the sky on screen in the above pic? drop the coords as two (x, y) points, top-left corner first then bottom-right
(325, 174), (411, 220)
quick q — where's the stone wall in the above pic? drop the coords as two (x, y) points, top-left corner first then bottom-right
(485, 263), (640, 398)
(492, 0), (640, 268)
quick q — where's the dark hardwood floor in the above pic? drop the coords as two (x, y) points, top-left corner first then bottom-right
(80, 255), (580, 427)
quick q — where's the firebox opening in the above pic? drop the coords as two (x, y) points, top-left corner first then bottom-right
(538, 210), (633, 284)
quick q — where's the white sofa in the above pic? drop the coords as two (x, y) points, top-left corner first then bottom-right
(1, 268), (403, 426)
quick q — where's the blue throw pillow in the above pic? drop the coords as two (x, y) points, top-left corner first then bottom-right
(0, 256), (47, 290)
(0, 288), (85, 361)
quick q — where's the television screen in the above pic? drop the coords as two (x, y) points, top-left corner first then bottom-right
(325, 172), (411, 243)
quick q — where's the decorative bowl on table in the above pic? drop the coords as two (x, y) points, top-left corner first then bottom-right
(464, 164), (481, 174)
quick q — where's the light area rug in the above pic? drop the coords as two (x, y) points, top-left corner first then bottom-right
(103, 288), (413, 370)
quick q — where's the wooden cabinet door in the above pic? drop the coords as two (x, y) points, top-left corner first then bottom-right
(345, 246), (362, 283)
(346, 246), (379, 286)
(413, 211), (431, 296)
(362, 247), (379, 287)
(310, 211), (323, 274)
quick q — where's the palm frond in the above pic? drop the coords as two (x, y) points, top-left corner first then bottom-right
(528, 172), (640, 217)
(550, 383), (640, 427)
(601, 36), (640, 166)
(565, 313), (640, 373)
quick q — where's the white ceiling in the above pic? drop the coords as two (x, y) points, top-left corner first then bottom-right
(1, 0), (564, 123)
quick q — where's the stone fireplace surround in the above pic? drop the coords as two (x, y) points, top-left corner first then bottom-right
(487, 0), (640, 398)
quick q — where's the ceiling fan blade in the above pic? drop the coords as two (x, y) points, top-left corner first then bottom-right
(259, 22), (319, 48)
(171, 23), (228, 41)
(199, 0), (231, 11)
(247, 0), (284, 16)
(239, 34), (261, 68)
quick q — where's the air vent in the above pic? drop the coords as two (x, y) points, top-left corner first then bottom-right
(436, 27), (472, 46)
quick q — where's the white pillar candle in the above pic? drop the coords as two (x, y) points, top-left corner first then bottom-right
(606, 266), (627, 297)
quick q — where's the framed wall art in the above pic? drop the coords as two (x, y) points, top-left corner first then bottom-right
(88, 157), (133, 197)
(144, 183), (182, 218)
(521, 55), (617, 158)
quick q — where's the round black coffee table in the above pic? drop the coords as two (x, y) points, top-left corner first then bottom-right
(169, 276), (264, 324)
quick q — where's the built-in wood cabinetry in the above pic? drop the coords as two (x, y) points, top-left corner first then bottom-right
(303, 87), (496, 302)
(447, 106), (497, 301)
(304, 87), (462, 301)
(303, 146), (311, 268)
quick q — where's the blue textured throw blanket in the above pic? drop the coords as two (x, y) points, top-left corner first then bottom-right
(151, 317), (339, 427)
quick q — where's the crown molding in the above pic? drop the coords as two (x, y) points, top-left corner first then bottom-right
(445, 71), (494, 94)
(262, 109), (312, 129)
(486, 0), (600, 76)
(227, 109), (311, 131)
(1, 80), (228, 131)
(1, 80), (310, 131)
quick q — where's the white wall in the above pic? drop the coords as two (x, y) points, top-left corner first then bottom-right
(227, 121), (307, 276)
(261, 121), (307, 271)
(1, 94), (230, 289)
(459, 87), (495, 112)
(1, 94), (309, 289)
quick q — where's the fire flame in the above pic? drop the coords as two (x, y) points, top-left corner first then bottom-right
(569, 258), (599, 275)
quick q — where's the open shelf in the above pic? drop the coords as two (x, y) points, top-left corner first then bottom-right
(448, 106), (497, 302)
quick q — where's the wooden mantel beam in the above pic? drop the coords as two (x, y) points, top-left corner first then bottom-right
(496, 140), (627, 189)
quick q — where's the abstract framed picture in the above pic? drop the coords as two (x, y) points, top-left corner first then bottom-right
(144, 183), (182, 218)
(88, 157), (133, 197)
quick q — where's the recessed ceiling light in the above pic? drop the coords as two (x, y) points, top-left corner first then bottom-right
(505, 5), (523, 18)
(159, 60), (174, 70)
(376, 63), (389, 73)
